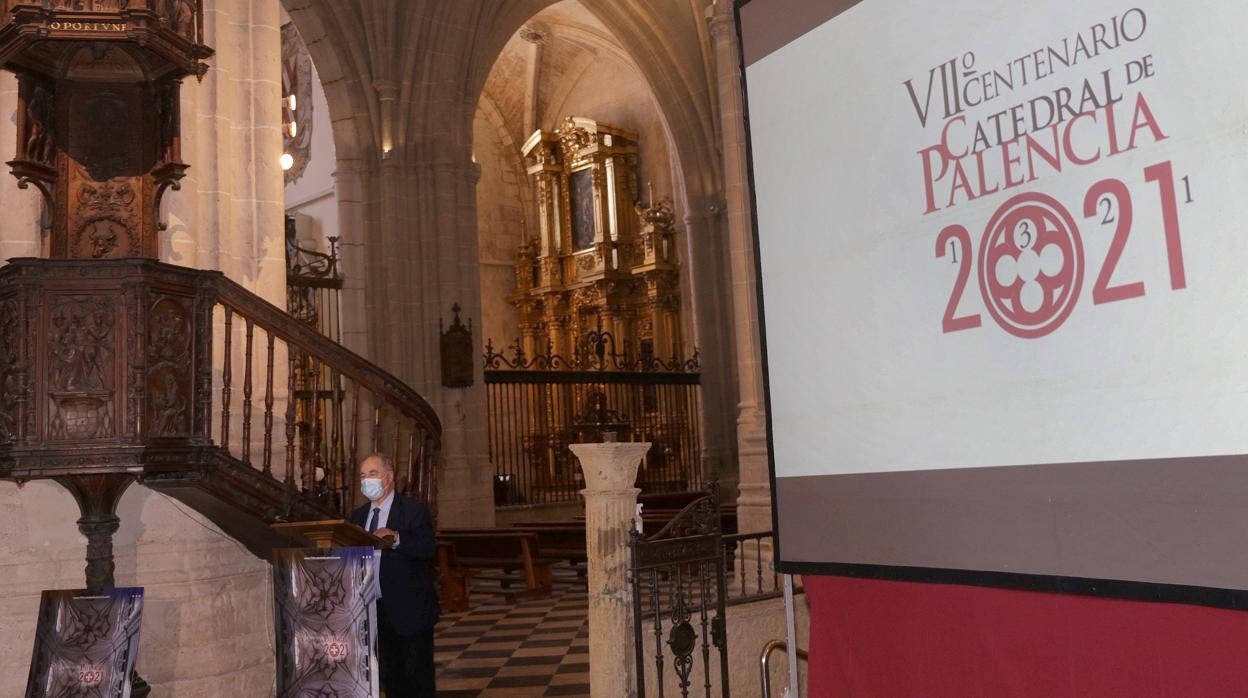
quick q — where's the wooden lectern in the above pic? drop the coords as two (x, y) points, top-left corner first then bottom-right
(270, 519), (392, 550)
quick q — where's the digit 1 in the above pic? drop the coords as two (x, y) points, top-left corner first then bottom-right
(1181, 175), (1193, 203)
(935, 224), (981, 333)
(1144, 160), (1186, 290)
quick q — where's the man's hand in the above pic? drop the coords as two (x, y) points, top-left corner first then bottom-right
(374, 527), (397, 540)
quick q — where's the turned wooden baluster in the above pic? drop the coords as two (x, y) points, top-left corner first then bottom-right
(330, 367), (343, 509)
(241, 318), (254, 467)
(411, 435), (425, 501)
(307, 356), (321, 494)
(284, 351), (296, 488)
(392, 414), (400, 476)
(371, 402), (381, 454)
(406, 429), (416, 498)
(220, 306), (232, 450)
(262, 331), (275, 477)
(348, 383), (361, 494)
(424, 435), (437, 517)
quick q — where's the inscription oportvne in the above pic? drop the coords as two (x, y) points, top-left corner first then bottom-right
(48, 22), (127, 31)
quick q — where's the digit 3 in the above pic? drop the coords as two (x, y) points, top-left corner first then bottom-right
(978, 192), (1084, 339)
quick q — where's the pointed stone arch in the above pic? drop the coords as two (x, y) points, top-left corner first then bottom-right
(468, 0), (741, 491)
(273, 0), (741, 521)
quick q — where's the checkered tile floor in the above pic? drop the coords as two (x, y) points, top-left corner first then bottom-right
(435, 565), (590, 697)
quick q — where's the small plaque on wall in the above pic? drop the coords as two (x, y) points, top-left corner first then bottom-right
(440, 304), (474, 388)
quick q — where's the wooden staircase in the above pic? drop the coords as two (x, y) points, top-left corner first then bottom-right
(0, 257), (440, 565)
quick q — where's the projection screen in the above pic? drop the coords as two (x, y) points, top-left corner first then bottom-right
(740, 0), (1248, 605)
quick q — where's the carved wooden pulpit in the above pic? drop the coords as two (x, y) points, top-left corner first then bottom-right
(0, 0), (211, 578)
(1, 0), (210, 259)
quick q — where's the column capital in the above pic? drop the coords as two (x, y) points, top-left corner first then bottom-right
(372, 79), (399, 102)
(571, 442), (651, 491)
(708, 0), (737, 38)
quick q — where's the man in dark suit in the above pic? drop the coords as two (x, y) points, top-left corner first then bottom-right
(350, 453), (439, 696)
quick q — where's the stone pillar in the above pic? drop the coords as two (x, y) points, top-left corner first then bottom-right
(0, 72), (42, 262)
(681, 210), (736, 499)
(349, 153), (494, 528)
(709, 1), (771, 534)
(169, 0), (285, 307)
(571, 441), (651, 698)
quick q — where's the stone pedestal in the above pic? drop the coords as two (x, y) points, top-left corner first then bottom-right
(571, 442), (651, 698)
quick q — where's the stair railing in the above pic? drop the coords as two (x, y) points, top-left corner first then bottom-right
(208, 273), (441, 518)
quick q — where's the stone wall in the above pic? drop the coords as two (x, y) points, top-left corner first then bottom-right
(474, 101), (530, 349)
(167, 0), (286, 308)
(0, 71), (43, 259)
(0, 481), (274, 696)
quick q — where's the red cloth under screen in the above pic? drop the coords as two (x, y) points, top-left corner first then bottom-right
(805, 575), (1246, 697)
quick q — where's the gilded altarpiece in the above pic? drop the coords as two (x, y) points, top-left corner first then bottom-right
(516, 117), (684, 363)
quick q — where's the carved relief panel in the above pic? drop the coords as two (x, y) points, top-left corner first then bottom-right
(0, 296), (22, 445)
(0, 260), (217, 467)
(146, 294), (192, 437)
(46, 295), (117, 441)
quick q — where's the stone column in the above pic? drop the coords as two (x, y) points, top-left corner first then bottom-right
(170, 0), (285, 305)
(0, 72), (42, 262)
(348, 152), (494, 527)
(709, 0), (771, 534)
(681, 210), (736, 501)
(571, 441), (651, 698)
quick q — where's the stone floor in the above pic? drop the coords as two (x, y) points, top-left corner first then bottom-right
(434, 565), (590, 697)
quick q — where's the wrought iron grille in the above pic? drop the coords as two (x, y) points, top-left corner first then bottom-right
(630, 486), (730, 698)
(484, 335), (703, 505)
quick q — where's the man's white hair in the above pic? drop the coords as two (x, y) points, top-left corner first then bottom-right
(363, 452), (394, 472)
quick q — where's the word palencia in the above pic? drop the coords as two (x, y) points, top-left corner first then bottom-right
(919, 91), (1165, 214)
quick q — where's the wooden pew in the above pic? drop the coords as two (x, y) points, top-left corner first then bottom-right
(438, 530), (557, 601)
(637, 491), (708, 510)
(641, 505), (738, 535)
(509, 524), (588, 574)
(436, 541), (472, 613)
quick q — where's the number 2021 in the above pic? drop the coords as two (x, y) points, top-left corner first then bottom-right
(936, 160), (1189, 337)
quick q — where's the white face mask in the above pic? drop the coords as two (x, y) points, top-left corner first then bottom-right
(360, 477), (385, 501)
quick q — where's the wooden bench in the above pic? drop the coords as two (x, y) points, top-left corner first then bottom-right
(436, 541), (472, 613)
(642, 505), (738, 535)
(638, 491), (708, 510)
(509, 524), (588, 574)
(438, 530), (558, 601)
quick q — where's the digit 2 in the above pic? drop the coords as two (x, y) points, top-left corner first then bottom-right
(1083, 178), (1145, 304)
(936, 224), (981, 332)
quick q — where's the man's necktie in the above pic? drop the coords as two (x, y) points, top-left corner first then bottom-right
(367, 507), (380, 533)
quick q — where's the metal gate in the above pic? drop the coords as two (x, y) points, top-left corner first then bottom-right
(630, 486), (730, 697)
(484, 337), (704, 506)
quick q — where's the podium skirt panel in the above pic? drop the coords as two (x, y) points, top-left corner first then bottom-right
(273, 547), (382, 697)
